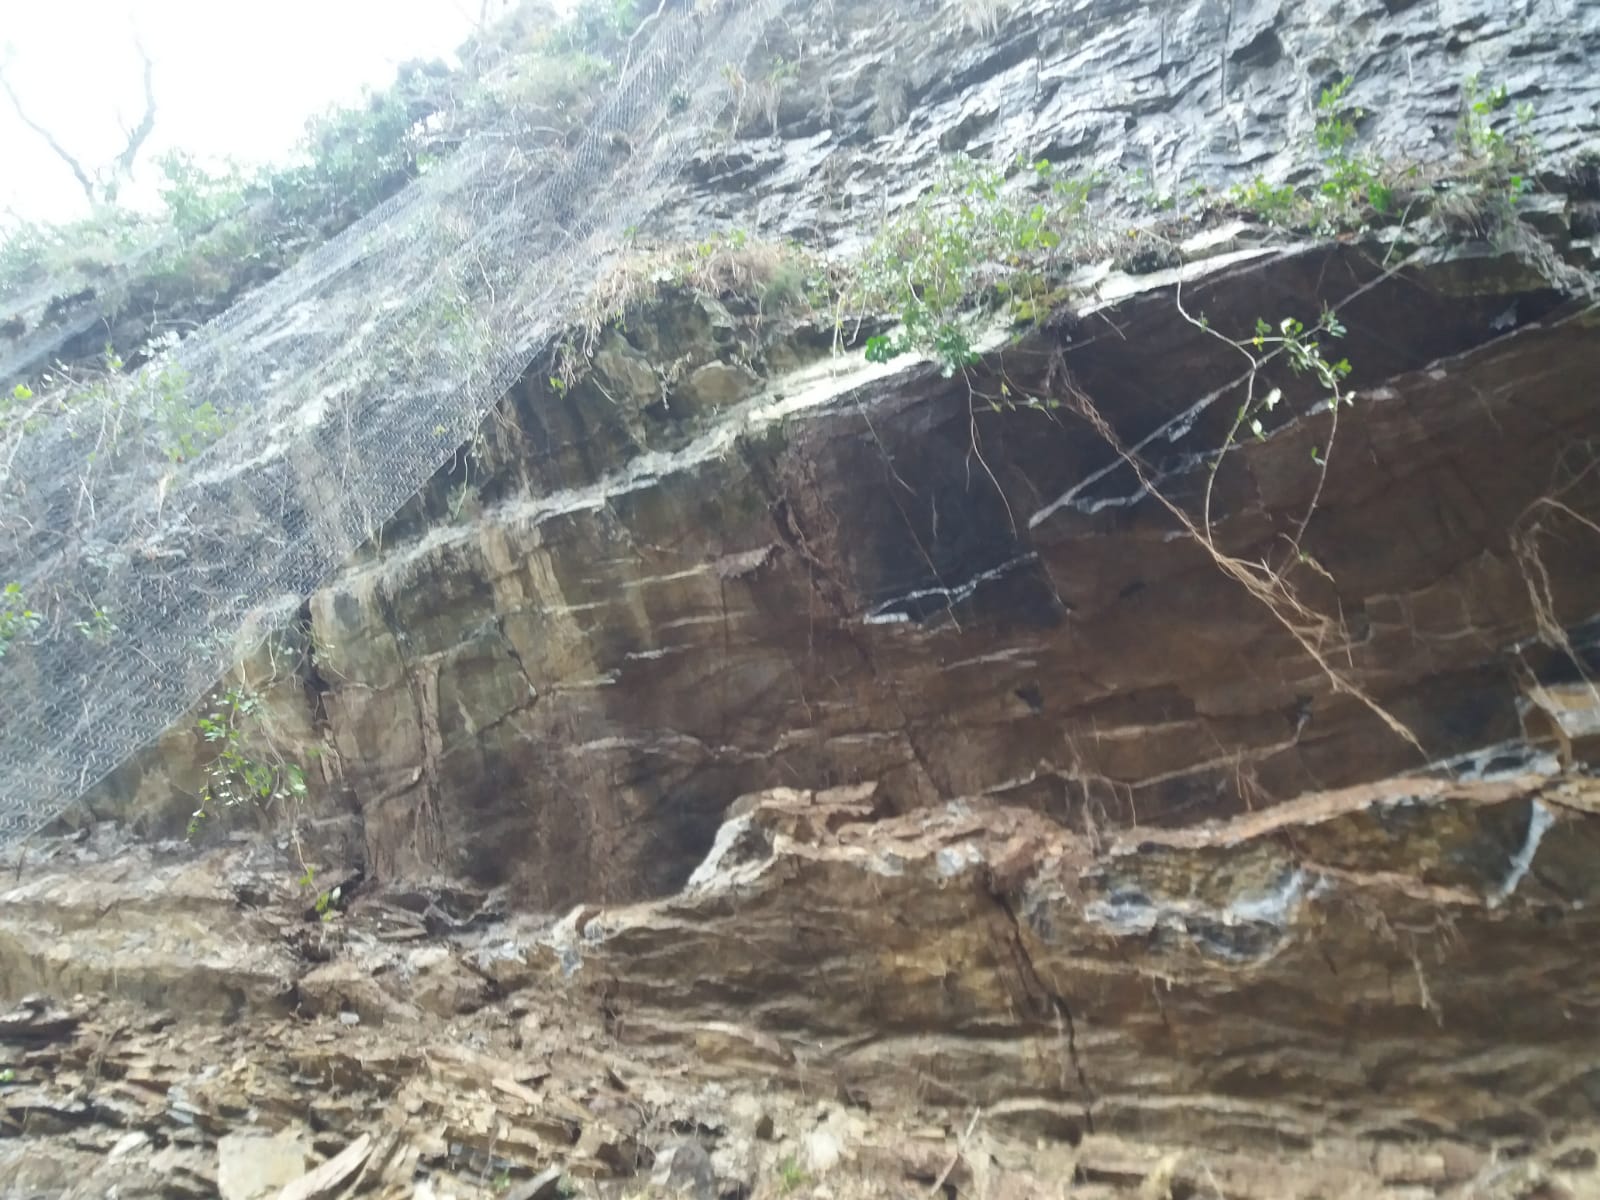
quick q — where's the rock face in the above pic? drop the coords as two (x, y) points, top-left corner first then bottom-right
(574, 775), (1600, 1146)
(7, 0), (1600, 1196)
(293, 232), (1600, 909)
(6, 774), (1600, 1197)
(54, 0), (1600, 904)
(73, 0), (1600, 901)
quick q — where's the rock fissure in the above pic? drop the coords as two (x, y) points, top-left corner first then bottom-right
(990, 886), (1099, 1137)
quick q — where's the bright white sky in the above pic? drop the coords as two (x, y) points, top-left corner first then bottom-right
(0, 0), (513, 224)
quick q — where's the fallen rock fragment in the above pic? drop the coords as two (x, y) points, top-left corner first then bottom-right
(272, 1133), (372, 1200)
(217, 1128), (312, 1200)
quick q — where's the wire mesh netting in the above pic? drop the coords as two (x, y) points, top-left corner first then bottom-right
(0, 0), (777, 843)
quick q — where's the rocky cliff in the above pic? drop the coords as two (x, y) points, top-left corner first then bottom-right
(5, 0), (1600, 1197)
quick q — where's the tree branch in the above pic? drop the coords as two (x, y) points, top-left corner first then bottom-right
(0, 64), (97, 205)
(0, 35), (156, 208)
(110, 38), (157, 185)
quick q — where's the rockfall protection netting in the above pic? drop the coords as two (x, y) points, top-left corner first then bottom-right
(0, 0), (777, 843)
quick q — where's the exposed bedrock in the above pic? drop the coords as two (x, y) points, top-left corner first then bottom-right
(6, 774), (1599, 1196)
(560, 773), (1600, 1151)
(50, 0), (1600, 908)
(293, 234), (1600, 909)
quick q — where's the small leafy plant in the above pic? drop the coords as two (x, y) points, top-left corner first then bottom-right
(1313, 75), (1361, 154)
(776, 1156), (808, 1192)
(73, 606), (117, 642)
(1458, 75), (1511, 158)
(1455, 74), (1537, 205)
(1313, 76), (1392, 218)
(1230, 175), (1303, 226)
(1184, 300), (1355, 543)
(189, 685), (308, 838)
(296, 866), (341, 923)
(1245, 308), (1353, 443)
(141, 360), (229, 462)
(0, 584), (39, 659)
(1230, 73), (1396, 229)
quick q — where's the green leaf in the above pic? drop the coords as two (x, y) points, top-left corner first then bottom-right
(863, 334), (899, 364)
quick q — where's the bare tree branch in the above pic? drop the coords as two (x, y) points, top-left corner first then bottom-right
(109, 38), (157, 185)
(0, 63), (97, 205)
(0, 35), (156, 208)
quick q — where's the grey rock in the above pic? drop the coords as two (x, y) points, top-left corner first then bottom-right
(650, 1140), (718, 1198)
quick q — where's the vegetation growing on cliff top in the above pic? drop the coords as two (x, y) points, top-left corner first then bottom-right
(835, 70), (1542, 377)
(847, 154), (1097, 377)
(533, 66), (1553, 413)
(1231, 70), (1537, 231)
(0, 0), (653, 309)
(0, 582), (39, 660)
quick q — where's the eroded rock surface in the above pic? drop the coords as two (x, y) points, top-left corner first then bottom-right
(271, 230), (1600, 910)
(6, 774), (1600, 1197)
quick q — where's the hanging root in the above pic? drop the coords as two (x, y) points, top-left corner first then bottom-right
(1508, 441), (1600, 760)
(1057, 375), (1424, 758)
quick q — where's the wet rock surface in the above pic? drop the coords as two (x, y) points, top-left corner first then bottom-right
(663, 0), (1600, 245)
(279, 229), (1600, 910)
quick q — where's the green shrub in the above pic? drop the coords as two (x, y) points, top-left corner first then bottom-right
(189, 684), (308, 838)
(1230, 175), (1303, 226)
(1455, 74), (1537, 206)
(845, 153), (1094, 375)
(554, 0), (640, 53)
(157, 150), (248, 241)
(1312, 75), (1391, 217)
(492, 49), (614, 118)
(0, 208), (155, 298)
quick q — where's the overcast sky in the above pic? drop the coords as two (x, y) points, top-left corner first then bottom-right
(0, 0), (507, 224)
